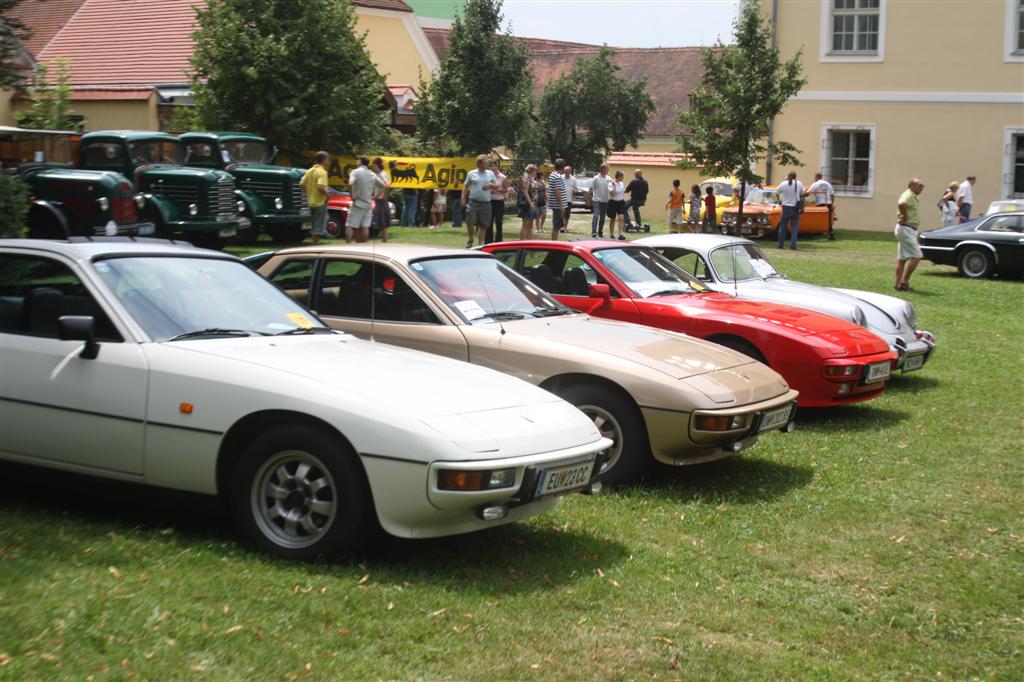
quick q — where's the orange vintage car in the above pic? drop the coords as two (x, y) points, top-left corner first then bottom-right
(720, 187), (836, 240)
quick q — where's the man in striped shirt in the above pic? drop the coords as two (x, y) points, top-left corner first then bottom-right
(546, 158), (570, 240)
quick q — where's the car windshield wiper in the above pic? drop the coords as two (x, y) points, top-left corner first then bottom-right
(167, 328), (266, 341)
(647, 288), (693, 297)
(274, 327), (334, 336)
(532, 308), (573, 317)
(468, 311), (527, 322)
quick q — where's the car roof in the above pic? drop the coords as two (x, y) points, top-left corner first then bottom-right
(637, 234), (753, 250)
(179, 131), (268, 142)
(272, 243), (494, 264)
(0, 237), (237, 261)
(493, 238), (648, 252)
(81, 130), (180, 144)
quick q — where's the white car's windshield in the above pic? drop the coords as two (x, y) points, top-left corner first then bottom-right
(709, 244), (780, 283)
(745, 191), (780, 206)
(93, 256), (327, 341)
(593, 247), (708, 297)
(411, 256), (568, 324)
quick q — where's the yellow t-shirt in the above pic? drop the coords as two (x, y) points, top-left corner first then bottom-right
(301, 165), (328, 208)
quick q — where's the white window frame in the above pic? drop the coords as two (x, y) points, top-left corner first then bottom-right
(1004, 127), (1024, 199)
(819, 0), (886, 63)
(1005, 0), (1024, 62)
(820, 123), (876, 198)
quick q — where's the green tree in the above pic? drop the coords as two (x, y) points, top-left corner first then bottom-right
(0, 173), (29, 237)
(416, 0), (531, 154)
(14, 59), (82, 131)
(190, 0), (385, 156)
(0, 0), (28, 90)
(675, 2), (805, 234)
(521, 47), (654, 169)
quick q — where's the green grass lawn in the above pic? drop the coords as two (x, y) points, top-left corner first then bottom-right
(2, 222), (1022, 679)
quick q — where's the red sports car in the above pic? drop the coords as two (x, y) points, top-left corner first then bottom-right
(482, 240), (898, 407)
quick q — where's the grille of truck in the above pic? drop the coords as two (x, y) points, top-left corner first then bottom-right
(291, 183), (309, 212)
(238, 178), (286, 205)
(209, 177), (238, 216)
(158, 183), (200, 206)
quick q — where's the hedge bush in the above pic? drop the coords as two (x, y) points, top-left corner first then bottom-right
(0, 173), (29, 238)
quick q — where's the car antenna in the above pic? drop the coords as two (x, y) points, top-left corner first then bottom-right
(732, 240), (739, 297)
(477, 273), (506, 335)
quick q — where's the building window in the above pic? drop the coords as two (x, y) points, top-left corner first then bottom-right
(1005, 129), (1024, 198)
(821, 124), (875, 197)
(1006, 0), (1024, 61)
(831, 0), (880, 52)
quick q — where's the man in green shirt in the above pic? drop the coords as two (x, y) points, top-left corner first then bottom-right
(894, 177), (925, 291)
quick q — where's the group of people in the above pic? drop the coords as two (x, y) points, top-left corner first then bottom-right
(300, 151), (392, 245)
(666, 182), (724, 234)
(937, 175), (977, 227)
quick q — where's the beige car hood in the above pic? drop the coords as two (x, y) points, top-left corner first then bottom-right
(497, 314), (754, 380)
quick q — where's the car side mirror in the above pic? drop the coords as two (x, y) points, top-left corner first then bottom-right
(59, 315), (100, 359)
(588, 283), (611, 300)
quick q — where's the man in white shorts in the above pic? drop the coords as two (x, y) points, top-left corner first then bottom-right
(894, 177), (924, 292)
(347, 156), (381, 243)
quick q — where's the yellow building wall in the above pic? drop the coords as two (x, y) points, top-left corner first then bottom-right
(356, 13), (432, 85)
(771, 0), (1022, 92)
(8, 97), (158, 131)
(764, 100), (1023, 230)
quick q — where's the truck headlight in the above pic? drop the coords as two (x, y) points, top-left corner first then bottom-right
(274, 197), (284, 209)
(134, 195), (146, 209)
(188, 203), (198, 216)
(96, 197), (110, 211)
(237, 200), (245, 213)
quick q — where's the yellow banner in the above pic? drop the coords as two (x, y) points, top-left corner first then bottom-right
(283, 153), (480, 190)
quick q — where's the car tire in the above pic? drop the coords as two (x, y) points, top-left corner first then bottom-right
(325, 211), (344, 239)
(711, 336), (768, 365)
(229, 425), (367, 560)
(553, 383), (647, 485)
(957, 247), (994, 279)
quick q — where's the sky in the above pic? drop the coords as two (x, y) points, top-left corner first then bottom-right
(498, 0), (742, 48)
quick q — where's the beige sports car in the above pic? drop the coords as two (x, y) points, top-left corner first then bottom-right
(255, 245), (799, 484)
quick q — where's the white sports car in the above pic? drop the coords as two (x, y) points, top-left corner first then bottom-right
(636, 234), (936, 372)
(0, 239), (610, 560)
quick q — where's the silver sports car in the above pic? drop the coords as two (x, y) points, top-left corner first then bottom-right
(635, 234), (936, 372)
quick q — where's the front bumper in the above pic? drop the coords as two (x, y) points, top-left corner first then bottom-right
(360, 438), (610, 539)
(642, 390), (799, 466)
(893, 330), (936, 371)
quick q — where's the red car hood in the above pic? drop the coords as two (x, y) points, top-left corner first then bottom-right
(644, 292), (890, 357)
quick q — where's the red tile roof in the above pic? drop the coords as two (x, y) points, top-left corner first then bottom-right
(424, 28), (705, 138)
(6, 0), (88, 57)
(353, 0), (413, 12)
(36, 0), (200, 85)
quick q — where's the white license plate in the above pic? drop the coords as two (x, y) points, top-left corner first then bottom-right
(138, 223), (155, 236)
(218, 228), (237, 238)
(865, 361), (892, 383)
(534, 459), (595, 498)
(301, 221), (312, 231)
(903, 354), (925, 372)
(759, 406), (791, 432)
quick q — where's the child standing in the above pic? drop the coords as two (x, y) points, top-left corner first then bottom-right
(666, 179), (685, 233)
(688, 184), (701, 232)
(702, 186), (717, 233)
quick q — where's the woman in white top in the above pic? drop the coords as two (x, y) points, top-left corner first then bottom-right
(939, 181), (959, 227)
(430, 189), (447, 229)
(606, 171), (626, 240)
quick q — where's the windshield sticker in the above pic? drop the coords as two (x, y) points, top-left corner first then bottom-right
(94, 262), (110, 273)
(411, 263), (424, 271)
(452, 299), (488, 321)
(750, 259), (775, 277)
(286, 312), (315, 329)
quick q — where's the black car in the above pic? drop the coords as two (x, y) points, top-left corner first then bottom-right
(918, 211), (1024, 279)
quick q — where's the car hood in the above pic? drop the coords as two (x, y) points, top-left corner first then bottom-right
(495, 314), (755, 380)
(165, 333), (570, 419)
(140, 166), (233, 183)
(649, 292), (890, 357)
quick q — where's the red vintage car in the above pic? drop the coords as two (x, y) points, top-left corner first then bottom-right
(325, 188), (396, 239)
(482, 239), (898, 407)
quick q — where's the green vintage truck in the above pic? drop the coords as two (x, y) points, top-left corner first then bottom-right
(78, 130), (251, 248)
(178, 131), (310, 244)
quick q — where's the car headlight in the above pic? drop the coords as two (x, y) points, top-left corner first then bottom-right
(824, 365), (859, 377)
(96, 197), (110, 211)
(757, 216), (767, 224)
(694, 414), (750, 431)
(275, 197), (284, 209)
(852, 307), (867, 327)
(188, 203), (198, 216)
(437, 467), (517, 491)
